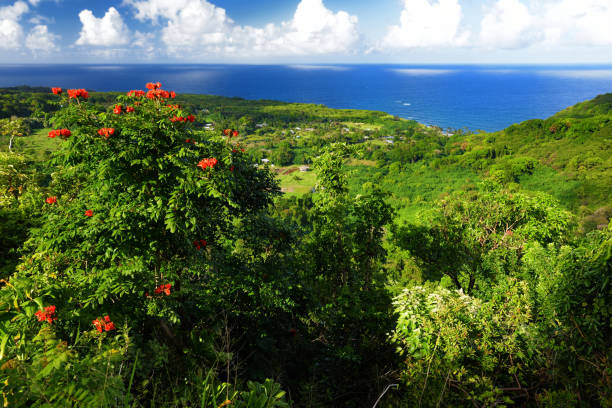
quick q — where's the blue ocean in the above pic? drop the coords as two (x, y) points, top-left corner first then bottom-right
(0, 64), (611, 132)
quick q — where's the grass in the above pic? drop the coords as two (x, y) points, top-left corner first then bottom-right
(4, 128), (59, 162)
(276, 166), (318, 196)
(348, 163), (482, 223)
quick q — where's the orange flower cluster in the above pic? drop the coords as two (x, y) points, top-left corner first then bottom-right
(51, 87), (62, 95)
(146, 82), (162, 90)
(127, 90), (145, 97)
(126, 106), (135, 113)
(85, 209), (93, 217)
(154, 283), (172, 295)
(170, 115), (195, 123)
(166, 104), (180, 110)
(35, 305), (57, 324)
(93, 315), (115, 333)
(98, 128), (115, 138)
(67, 88), (89, 99)
(198, 158), (218, 170)
(147, 89), (171, 99)
(48, 129), (71, 138)
(223, 129), (239, 137)
(46, 196), (57, 204)
(113, 104), (123, 114)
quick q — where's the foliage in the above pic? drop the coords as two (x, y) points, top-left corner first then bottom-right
(393, 187), (574, 294)
(0, 86), (609, 407)
(391, 279), (539, 407)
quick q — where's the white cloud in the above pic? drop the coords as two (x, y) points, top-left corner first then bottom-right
(28, 0), (40, 5)
(478, 0), (612, 50)
(280, 0), (359, 54)
(0, 1), (29, 20)
(76, 7), (130, 46)
(0, 19), (23, 50)
(381, 0), (469, 49)
(123, 0), (359, 56)
(391, 68), (453, 75)
(479, 0), (539, 49)
(29, 14), (53, 24)
(542, 0), (612, 46)
(0, 1), (29, 50)
(26, 24), (59, 52)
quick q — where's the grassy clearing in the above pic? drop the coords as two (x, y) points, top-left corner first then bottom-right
(1, 128), (59, 162)
(276, 166), (317, 196)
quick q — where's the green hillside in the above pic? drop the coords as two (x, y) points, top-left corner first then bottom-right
(0, 87), (610, 407)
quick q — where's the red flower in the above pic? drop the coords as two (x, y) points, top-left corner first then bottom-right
(35, 305), (57, 323)
(113, 104), (122, 114)
(223, 129), (231, 136)
(145, 82), (159, 90)
(232, 130), (239, 137)
(232, 149), (237, 153)
(186, 138), (191, 143)
(127, 90), (145, 97)
(97, 128), (115, 138)
(197, 158), (218, 170)
(230, 165), (235, 172)
(51, 87), (62, 95)
(46, 196), (57, 204)
(85, 209), (93, 217)
(126, 106), (135, 113)
(187, 115), (196, 123)
(67, 88), (89, 99)
(48, 129), (70, 139)
(92, 319), (103, 333)
(94, 316), (116, 332)
(154, 283), (172, 296)
(194, 239), (207, 250)
(170, 91), (176, 98)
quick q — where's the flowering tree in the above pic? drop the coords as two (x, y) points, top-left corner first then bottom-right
(0, 83), (288, 406)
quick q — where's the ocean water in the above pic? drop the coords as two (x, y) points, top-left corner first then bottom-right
(0, 64), (611, 132)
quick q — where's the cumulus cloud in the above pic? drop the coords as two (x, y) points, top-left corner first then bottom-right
(542, 0), (612, 46)
(123, 0), (359, 56)
(0, 1), (29, 20)
(26, 24), (59, 52)
(381, 0), (469, 49)
(0, 1), (29, 50)
(76, 7), (130, 46)
(479, 0), (612, 49)
(479, 0), (539, 49)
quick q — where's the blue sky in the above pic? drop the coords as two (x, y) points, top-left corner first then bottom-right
(1, 0), (611, 63)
